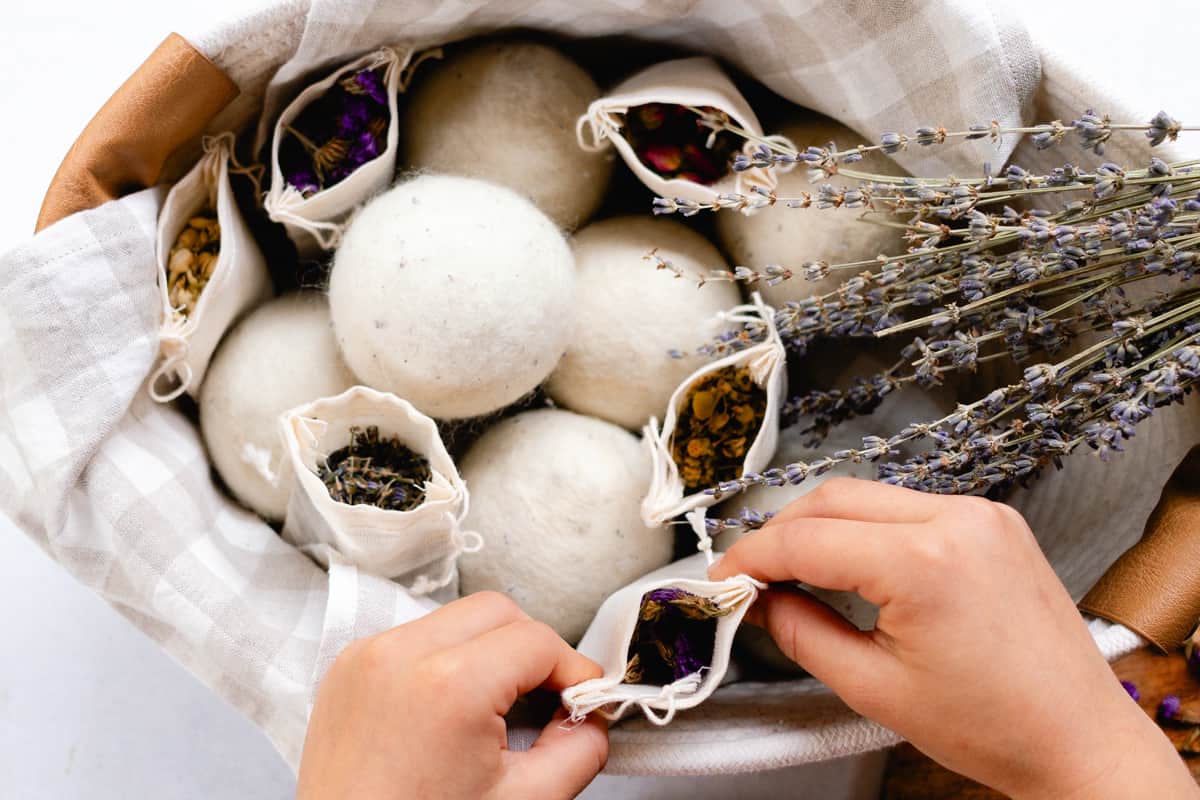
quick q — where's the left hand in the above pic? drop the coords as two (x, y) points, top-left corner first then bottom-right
(296, 591), (609, 800)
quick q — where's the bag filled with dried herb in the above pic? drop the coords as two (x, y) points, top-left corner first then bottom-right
(561, 552), (763, 725)
(150, 133), (272, 402)
(278, 385), (480, 594)
(641, 294), (786, 527)
(577, 57), (788, 214)
(264, 45), (433, 257)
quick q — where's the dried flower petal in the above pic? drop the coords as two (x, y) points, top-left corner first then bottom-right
(317, 425), (431, 512)
(621, 103), (739, 186)
(165, 211), (220, 320)
(279, 66), (390, 197)
(1159, 694), (1182, 722)
(623, 588), (732, 685)
(671, 365), (767, 492)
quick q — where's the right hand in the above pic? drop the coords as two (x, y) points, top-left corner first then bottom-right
(710, 478), (1198, 800)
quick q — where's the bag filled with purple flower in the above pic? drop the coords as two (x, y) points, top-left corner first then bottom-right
(265, 45), (436, 256)
(562, 553), (763, 725)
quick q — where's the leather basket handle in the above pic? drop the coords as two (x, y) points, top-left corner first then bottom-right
(1081, 446), (1200, 652)
(36, 33), (237, 232)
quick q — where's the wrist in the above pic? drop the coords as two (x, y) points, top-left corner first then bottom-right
(1021, 705), (1197, 800)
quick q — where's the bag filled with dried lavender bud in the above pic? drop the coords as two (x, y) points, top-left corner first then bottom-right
(641, 294), (786, 528)
(561, 552), (763, 725)
(278, 385), (481, 594)
(264, 46), (432, 256)
(150, 133), (272, 402)
(577, 56), (787, 214)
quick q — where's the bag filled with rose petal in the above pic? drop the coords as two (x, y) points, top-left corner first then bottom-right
(577, 56), (789, 214)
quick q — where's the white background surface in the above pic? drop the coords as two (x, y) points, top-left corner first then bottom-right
(2, 1), (1197, 797)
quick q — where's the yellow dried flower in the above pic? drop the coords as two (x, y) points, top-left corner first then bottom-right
(166, 211), (220, 320)
(670, 364), (767, 492)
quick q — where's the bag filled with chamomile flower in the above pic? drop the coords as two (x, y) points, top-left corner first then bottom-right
(150, 132), (272, 402)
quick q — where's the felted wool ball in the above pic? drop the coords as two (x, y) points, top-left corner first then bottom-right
(329, 174), (576, 420)
(716, 114), (906, 305)
(457, 408), (674, 643)
(545, 216), (741, 430)
(200, 293), (357, 521)
(401, 41), (612, 231)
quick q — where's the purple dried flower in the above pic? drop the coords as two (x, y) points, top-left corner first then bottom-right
(349, 68), (387, 105)
(278, 66), (390, 197)
(1159, 694), (1182, 722)
(624, 588), (731, 685)
(1120, 680), (1140, 702)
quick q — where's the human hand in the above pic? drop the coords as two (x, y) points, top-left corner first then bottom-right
(296, 592), (608, 800)
(711, 478), (1198, 800)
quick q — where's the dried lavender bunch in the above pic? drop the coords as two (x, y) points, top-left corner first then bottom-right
(623, 588), (732, 685)
(649, 110), (1200, 520)
(319, 425), (431, 511)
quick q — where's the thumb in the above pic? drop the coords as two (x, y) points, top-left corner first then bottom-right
(749, 587), (890, 700)
(500, 709), (609, 799)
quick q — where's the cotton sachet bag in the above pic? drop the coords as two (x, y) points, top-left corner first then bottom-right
(279, 385), (481, 594)
(561, 552), (764, 725)
(264, 46), (427, 257)
(577, 56), (781, 213)
(641, 294), (786, 527)
(150, 133), (271, 402)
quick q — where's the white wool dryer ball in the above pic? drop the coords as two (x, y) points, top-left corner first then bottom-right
(716, 115), (907, 304)
(545, 216), (741, 430)
(401, 40), (612, 231)
(200, 293), (357, 521)
(329, 174), (576, 419)
(457, 408), (674, 643)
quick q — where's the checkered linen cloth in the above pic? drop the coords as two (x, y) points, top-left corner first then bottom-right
(3, 0), (1186, 775)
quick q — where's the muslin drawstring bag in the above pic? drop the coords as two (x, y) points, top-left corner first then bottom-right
(561, 552), (764, 725)
(264, 46), (433, 257)
(279, 385), (481, 594)
(641, 294), (786, 527)
(150, 133), (271, 402)
(577, 57), (786, 214)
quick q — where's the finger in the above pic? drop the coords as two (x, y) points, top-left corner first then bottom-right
(765, 477), (947, 527)
(710, 516), (908, 604)
(501, 709), (609, 799)
(455, 619), (603, 713)
(373, 591), (529, 662)
(747, 587), (890, 703)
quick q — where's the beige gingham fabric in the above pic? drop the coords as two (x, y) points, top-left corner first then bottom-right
(3, 0), (1184, 776)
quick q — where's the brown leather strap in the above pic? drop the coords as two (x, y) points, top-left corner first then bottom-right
(1081, 446), (1200, 652)
(36, 33), (238, 231)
